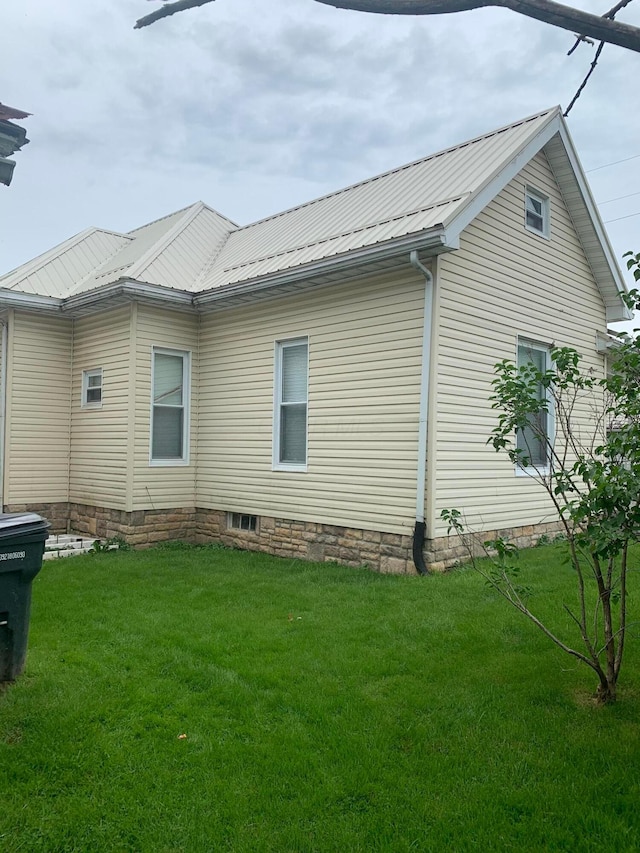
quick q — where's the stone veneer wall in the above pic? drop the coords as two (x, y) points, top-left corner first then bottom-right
(3, 502), (70, 534)
(4, 502), (564, 573)
(194, 510), (415, 573)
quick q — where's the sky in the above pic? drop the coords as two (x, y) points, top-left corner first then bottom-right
(1, 0), (639, 330)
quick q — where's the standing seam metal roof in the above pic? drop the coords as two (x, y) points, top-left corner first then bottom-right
(197, 109), (557, 290)
(0, 106), (627, 322)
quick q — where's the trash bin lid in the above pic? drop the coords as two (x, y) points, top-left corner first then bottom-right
(0, 512), (50, 539)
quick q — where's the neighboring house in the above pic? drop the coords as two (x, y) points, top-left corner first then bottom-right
(0, 102), (31, 187)
(0, 106), (631, 572)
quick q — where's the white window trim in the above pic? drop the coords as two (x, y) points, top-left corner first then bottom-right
(524, 187), (550, 239)
(228, 512), (259, 533)
(149, 346), (191, 467)
(273, 336), (309, 473)
(81, 367), (103, 409)
(515, 338), (554, 478)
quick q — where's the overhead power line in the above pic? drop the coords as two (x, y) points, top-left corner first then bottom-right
(603, 211), (640, 224)
(586, 153), (640, 173)
(599, 190), (640, 205)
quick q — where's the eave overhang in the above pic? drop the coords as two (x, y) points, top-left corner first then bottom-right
(64, 280), (195, 316)
(0, 289), (62, 313)
(193, 228), (454, 311)
(545, 124), (631, 323)
(0, 281), (194, 318)
(0, 229), (454, 317)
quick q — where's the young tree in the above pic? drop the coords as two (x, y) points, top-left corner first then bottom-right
(443, 260), (640, 705)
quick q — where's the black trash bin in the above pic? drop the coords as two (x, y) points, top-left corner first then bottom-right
(0, 513), (50, 682)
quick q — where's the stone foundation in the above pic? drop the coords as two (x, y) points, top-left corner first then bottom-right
(3, 502), (71, 534)
(4, 501), (565, 574)
(423, 520), (565, 572)
(194, 510), (415, 573)
(68, 504), (197, 545)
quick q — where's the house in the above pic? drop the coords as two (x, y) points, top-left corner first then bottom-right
(0, 106), (631, 573)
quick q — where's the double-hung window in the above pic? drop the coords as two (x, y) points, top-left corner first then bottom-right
(525, 188), (549, 238)
(274, 338), (308, 470)
(81, 368), (103, 408)
(151, 348), (190, 465)
(516, 340), (553, 473)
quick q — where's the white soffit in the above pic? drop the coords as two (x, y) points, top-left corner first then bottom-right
(544, 126), (631, 322)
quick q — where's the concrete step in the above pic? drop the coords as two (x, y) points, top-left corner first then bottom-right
(44, 533), (98, 560)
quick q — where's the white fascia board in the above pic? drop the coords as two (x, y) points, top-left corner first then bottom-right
(0, 288), (63, 313)
(194, 229), (452, 308)
(556, 123), (631, 322)
(443, 112), (563, 243)
(62, 279), (196, 314)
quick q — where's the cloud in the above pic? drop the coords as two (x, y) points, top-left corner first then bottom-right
(1, 0), (639, 277)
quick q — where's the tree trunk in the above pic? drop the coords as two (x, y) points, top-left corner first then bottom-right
(595, 676), (617, 704)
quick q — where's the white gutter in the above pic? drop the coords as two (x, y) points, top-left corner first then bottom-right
(0, 288), (62, 313)
(195, 230), (453, 309)
(63, 280), (195, 314)
(409, 251), (434, 574)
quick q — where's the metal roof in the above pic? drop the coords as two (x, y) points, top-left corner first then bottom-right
(200, 109), (554, 289)
(0, 107), (630, 320)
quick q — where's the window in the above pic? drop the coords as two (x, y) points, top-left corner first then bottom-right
(151, 348), (190, 464)
(525, 188), (549, 237)
(274, 338), (308, 470)
(516, 341), (553, 472)
(82, 368), (102, 407)
(228, 513), (258, 532)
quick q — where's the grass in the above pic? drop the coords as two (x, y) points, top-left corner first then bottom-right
(1, 542), (639, 852)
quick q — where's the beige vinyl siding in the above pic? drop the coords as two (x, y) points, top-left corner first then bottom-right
(432, 151), (607, 536)
(197, 270), (425, 535)
(5, 311), (72, 504)
(131, 305), (198, 510)
(69, 307), (131, 509)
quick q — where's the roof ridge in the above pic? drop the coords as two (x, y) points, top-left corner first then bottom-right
(127, 202), (208, 280)
(232, 107), (561, 236)
(191, 213), (239, 290)
(126, 200), (240, 236)
(197, 201), (240, 230)
(0, 227), (130, 290)
(126, 203), (197, 235)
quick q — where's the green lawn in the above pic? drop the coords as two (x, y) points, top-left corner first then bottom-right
(1, 543), (639, 852)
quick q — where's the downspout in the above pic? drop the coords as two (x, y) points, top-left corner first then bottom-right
(409, 251), (434, 575)
(0, 320), (7, 510)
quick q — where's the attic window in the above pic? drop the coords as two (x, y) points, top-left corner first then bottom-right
(525, 189), (549, 238)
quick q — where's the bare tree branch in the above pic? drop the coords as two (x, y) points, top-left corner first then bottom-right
(318, 0), (640, 53)
(564, 40), (605, 116)
(564, 0), (634, 115)
(135, 0), (216, 30)
(568, 0), (635, 54)
(136, 0), (640, 53)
